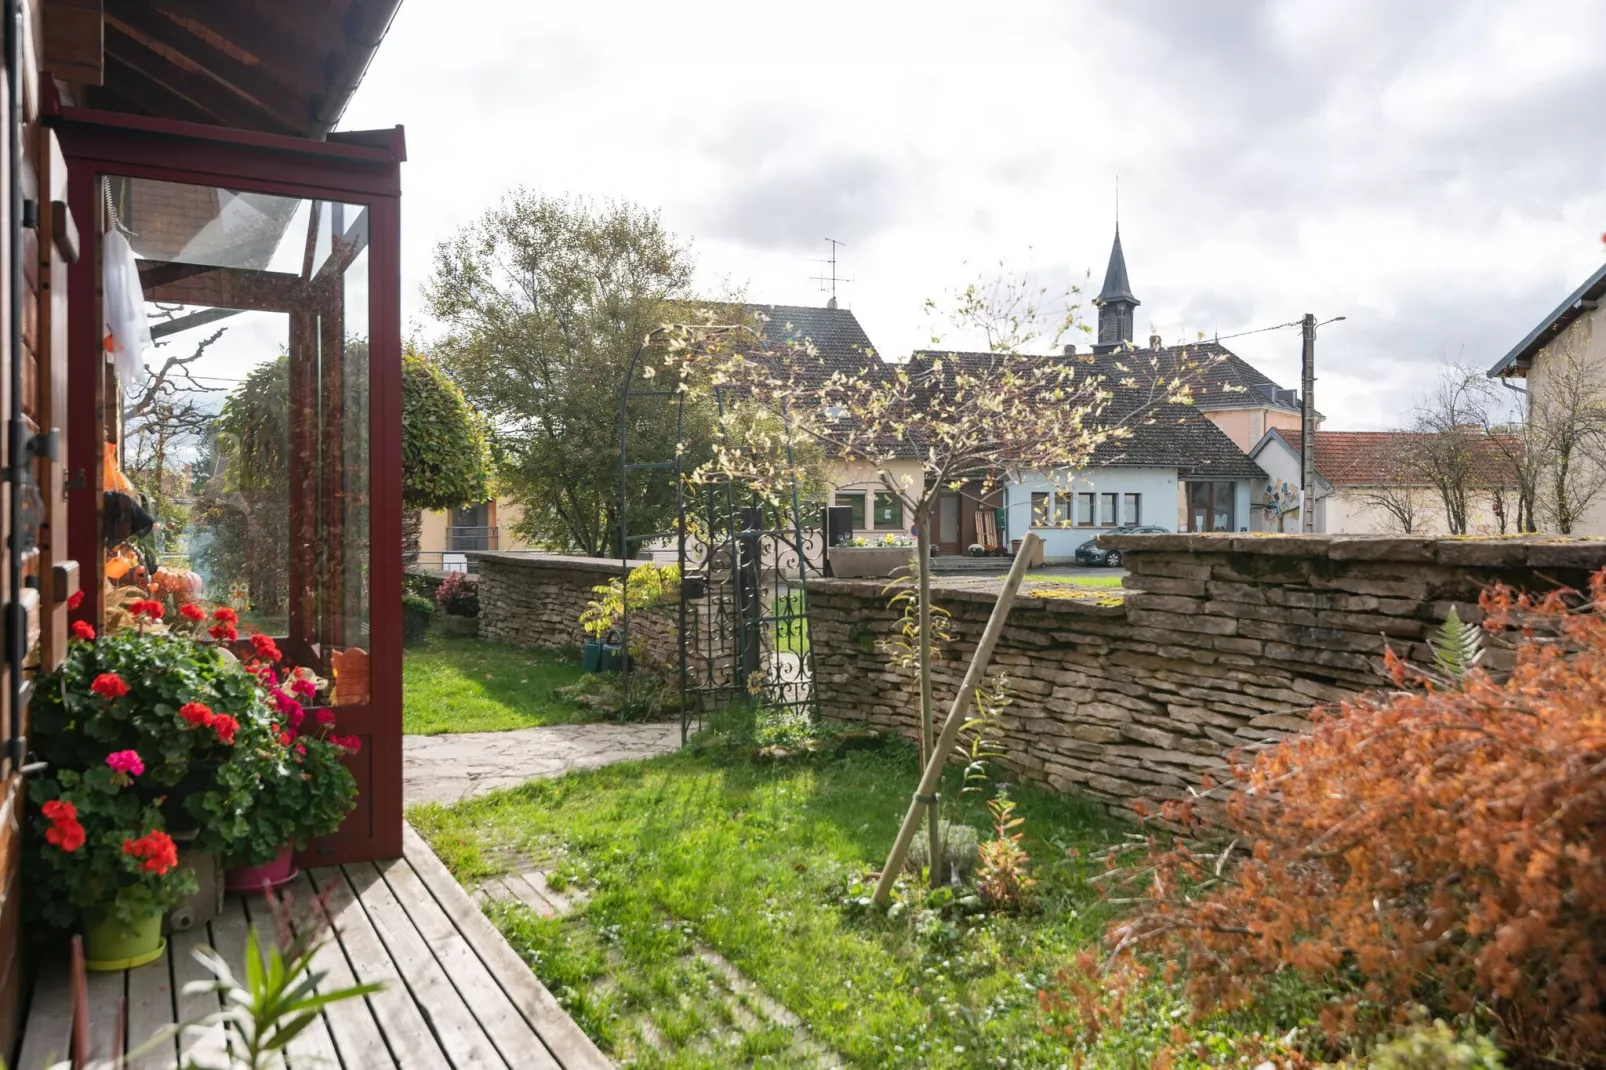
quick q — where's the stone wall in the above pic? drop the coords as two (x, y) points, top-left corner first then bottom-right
(809, 534), (1606, 819)
(468, 553), (680, 669)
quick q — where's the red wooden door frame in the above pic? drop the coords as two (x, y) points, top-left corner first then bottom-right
(51, 110), (404, 863)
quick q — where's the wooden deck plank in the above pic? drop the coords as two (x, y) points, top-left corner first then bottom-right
(85, 963), (124, 1064)
(171, 920), (228, 1068)
(310, 864), (448, 1070)
(16, 954), (74, 1070)
(378, 855), (560, 1070)
(290, 870), (396, 1070)
(343, 860), (510, 1070)
(239, 891), (343, 1070)
(401, 825), (613, 1070)
(210, 897), (255, 1066)
(123, 942), (178, 1070)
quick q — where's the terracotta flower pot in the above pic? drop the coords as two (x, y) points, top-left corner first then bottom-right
(84, 905), (165, 971)
(224, 844), (299, 894)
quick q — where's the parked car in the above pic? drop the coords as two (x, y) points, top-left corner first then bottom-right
(1073, 525), (1168, 567)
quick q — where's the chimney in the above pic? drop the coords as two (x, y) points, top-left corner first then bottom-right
(1149, 333), (1163, 350)
(1063, 343), (1077, 356)
(827, 296), (838, 310)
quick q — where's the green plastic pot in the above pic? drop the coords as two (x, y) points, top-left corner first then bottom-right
(83, 905), (165, 971)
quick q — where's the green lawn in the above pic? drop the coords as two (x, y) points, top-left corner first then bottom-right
(412, 733), (1159, 1067)
(772, 591), (809, 655)
(402, 637), (589, 734)
(1016, 573), (1125, 589)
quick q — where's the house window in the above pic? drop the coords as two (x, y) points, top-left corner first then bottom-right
(1098, 493), (1117, 527)
(1076, 492), (1095, 527)
(1031, 491), (1050, 527)
(835, 492), (865, 529)
(873, 492), (903, 529)
(1122, 493), (1141, 525)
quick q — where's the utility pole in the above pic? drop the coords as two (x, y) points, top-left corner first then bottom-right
(1300, 313), (1317, 533)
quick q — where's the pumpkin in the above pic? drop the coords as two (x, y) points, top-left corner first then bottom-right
(152, 567), (204, 602)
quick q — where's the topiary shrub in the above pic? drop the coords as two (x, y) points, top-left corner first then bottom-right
(402, 347), (490, 511)
(1087, 573), (1606, 1065)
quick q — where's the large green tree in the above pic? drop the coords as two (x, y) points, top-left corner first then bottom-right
(423, 191), (711, 556)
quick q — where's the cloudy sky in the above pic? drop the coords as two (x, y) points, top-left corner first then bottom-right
(338, 0), (1606, 430)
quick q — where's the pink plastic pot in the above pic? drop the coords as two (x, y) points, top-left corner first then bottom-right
(224, 845), (299, 895)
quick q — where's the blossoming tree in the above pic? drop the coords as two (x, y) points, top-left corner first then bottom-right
(664, 269), (1219, 892)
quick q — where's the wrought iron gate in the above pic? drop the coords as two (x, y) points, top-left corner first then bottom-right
(617, 327), (822, 743)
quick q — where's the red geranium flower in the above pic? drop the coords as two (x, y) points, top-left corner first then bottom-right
(316, 709), (336, 727)
(249, 633), (282, 662)
(208, 623), (239, 643)
(67, 590), (85, 611)
(90, 673), (129, 700)
(178, 701), (213, 728)
(70, 620), (95, 641)
(212, 607), (238, 624)
(41, 799), (85, 853)
(210, 714), (239, 746)
(290, 678), (317, 699)
(179, 603), (205, 622)
(128, 599), (165, 620)
(333, 734), (361, 754)
(122, 830), (179, 875)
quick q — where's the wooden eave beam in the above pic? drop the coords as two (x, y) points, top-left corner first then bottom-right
(102, 30), (273, 133)
(98, 54), (216, 127)
(104, 4), (309, 135)
(145, 0), (325, 103)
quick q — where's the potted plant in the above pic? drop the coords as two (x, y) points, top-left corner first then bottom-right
(579, 562), (679, 672)
(826, 532), (919, 578)
(220, 676), (360, 893)
(28, 764), (196, 970)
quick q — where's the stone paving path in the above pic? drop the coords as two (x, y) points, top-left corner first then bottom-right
(404, 721), (683, 806)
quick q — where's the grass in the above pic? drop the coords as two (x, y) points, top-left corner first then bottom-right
(412, 730), (1139, 1067)
(1014, 573), (1125, 589)
(402, 636), (590, 734)
(772, 591), (809, 656)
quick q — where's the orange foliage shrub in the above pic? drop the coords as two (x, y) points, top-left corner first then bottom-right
(1097, 576), (1606, 1065)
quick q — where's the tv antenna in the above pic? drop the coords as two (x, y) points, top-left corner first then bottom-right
(809, 238), (853, 308)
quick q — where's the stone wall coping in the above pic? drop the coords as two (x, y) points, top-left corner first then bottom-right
(465, 551), (639, 576)
(1097, 532), (1606, 568)
(808, 576), (1124, 616)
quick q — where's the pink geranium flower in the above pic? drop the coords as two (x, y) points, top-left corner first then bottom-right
(105, 750), (145, 777)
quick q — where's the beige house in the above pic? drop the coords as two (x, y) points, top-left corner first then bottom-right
(1250, 428), (1512, 534)
(1489, 260), (1606, 534)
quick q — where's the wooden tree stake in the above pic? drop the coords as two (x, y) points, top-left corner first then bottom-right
(871, 533), (1041, 907)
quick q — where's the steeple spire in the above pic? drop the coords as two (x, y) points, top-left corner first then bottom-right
(1092, 225), (1140, 351)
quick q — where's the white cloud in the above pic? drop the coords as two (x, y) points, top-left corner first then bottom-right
(340, 0), (1606, 430)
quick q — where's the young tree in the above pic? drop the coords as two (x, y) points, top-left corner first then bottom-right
(424, 191), (712, 556)
(670, 269), (1215, 889)
(1407, 365), (1491, 534)
(1354, 477), (1423, 534)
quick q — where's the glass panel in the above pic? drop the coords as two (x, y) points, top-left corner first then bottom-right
(1214, 482), (1236, 532)
(835, 493), (865, 529)
(106, 175), (371, 699)
(1031, 492), (1049, 527)
(1123, 493), (1141, 525)
(873, 492), (902, 529)
(1076, 493), (1094, 526)
(1099, 493), (1117, 526)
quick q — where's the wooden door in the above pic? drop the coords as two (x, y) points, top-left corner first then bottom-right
(936, 492), (962, 556)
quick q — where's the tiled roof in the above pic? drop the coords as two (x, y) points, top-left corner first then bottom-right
(1267, 428), (1517, 487)
(747, 303), (880, 378)
(906, 350), (1265, 480)
(1084, 341), (1303, 413)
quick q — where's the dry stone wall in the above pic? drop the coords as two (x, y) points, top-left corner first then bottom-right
(468, 553), (680, 669)
(810, 534), (1606, 820)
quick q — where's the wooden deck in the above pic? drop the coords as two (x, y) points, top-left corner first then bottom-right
(16, 826), (612, 1070)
